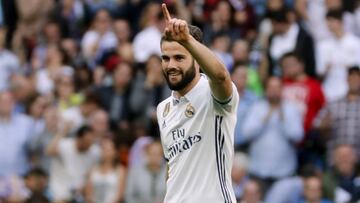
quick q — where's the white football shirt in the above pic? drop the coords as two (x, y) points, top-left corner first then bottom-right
(156, 74), (239, 203)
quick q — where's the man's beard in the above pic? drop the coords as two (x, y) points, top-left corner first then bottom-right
(163, 61), (196, 91)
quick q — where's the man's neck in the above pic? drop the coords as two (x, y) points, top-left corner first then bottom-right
(334, 30), (345, 39)
(296, 73), (307, 81)
(175, 74), (201, 97)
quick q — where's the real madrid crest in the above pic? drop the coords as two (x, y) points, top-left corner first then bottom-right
(185, 103), (195, 118)
(163, 102), (170, 117)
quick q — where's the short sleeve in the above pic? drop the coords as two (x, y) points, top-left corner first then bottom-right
(212, 83), (239, 114)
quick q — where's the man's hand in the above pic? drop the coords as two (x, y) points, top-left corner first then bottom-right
(162, 3), (190, 43)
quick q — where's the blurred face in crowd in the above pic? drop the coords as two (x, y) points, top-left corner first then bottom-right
(281, 55), (304, 80)
(303, 177), (323, 202)
(90, 110), (109, 135)
(334, 145), (357, 176)
(113, 62), (133, 89)
(231, 40), (249, 63)
(231, 66), (248, 93)
(29, 95), (48, 119)
(101, 138), (117, 162)
(114, 19), (131, 43)
(212, 35), (231, 52)
(94, 9), (112, 34)
(44, 22), (61, 43)
(146, 141), (164, 168)
(216, 1), (232, 23)
(61, 38), (78, 58)
(161, 41), (198, 91)
(347, 70), (360, 95)
(25, 173), (48, 193)
(326, 17), (343, 34)
(78, 130), (96, 152)
(0, 91), (15, 118)
(57, 75), (74, 100)
(45, 44), (64, 66)
(10, 74), (34, 102)
(146, 55), (164, 84)
(265, 77), (283, 104)
(242, 180), (262, 203)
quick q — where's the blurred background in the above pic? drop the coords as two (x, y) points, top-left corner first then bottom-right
(0, 0), (360, 203)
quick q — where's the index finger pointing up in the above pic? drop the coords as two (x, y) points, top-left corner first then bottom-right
(162, 3), (171, 22)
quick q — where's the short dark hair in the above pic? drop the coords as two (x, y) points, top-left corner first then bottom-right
(160, 24), (203, 45)
(83, 91), (101, 107)
(280, 52), (304, 65)
(24, 168), (48, 179)
(326, 9), (343, 21)
(76, 125), (93, 138)
(348, 66), (360, 75)
(230, 61), (248, 75)
(267, 7), (291, 23)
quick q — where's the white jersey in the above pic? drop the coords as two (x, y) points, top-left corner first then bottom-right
(156, 74), (239, 203)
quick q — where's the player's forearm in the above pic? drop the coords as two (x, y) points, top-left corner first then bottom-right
(180, 36), (229, 82)
(180, 36), (232, 100)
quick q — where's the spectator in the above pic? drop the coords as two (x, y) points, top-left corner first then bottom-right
(132, 2), (163, 64)
(281, 52), (326, 134)
(314, 66), (360, 158)
(231, 63), (259, 148)
(31, 21), (62, 70)
(316, 9), (360, 102)
(230, 39), (263, 96)
(297, 0), (355, 43)
(35, 44), (70, 96)
(52, 0), (86, 39)
(267, 7), (316, 77)
(202, 0), (241, 45)
(280, 52), (326, 167)
(129, 54), (171, 135)
(322, 144), (360, 202)
(81, 8), (117, 68)
(29, 106), (59, 172)
(60, 90), (101, 133)
(0, 26), (21, 91)
(240, 179), (264, 203)
(96, 62), (133, 130)
(89, 109), (110, 140)
(54, 68), (83, 111)
(23, 168), (50, 202)
(242, 77), (303, 190)
(0, 91), (34, 176)
(46, 125), (101, 202)
(265, 165), (319, 203)
(125, 140), (166, 203)
(85, 137), (127, 203)
(298, 176), (332, 203)
(211, 31), (233, 70)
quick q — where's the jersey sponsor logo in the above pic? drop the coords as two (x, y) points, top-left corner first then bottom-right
(163, 102), (171, 117)
(167, 128), (201, 160)
(185, 103), (195, 118)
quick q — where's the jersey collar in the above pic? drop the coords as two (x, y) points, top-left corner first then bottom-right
(171, 74), (206, 105)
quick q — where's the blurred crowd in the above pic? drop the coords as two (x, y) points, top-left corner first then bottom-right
(0, 0), (360, 203)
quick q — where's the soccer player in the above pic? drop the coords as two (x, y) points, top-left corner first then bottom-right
(156, 4), (239, 203)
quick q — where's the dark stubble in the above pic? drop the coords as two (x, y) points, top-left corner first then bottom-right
(163, 60), (196, 91)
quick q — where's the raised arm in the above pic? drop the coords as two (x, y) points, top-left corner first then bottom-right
(162, 4), (233, 101)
